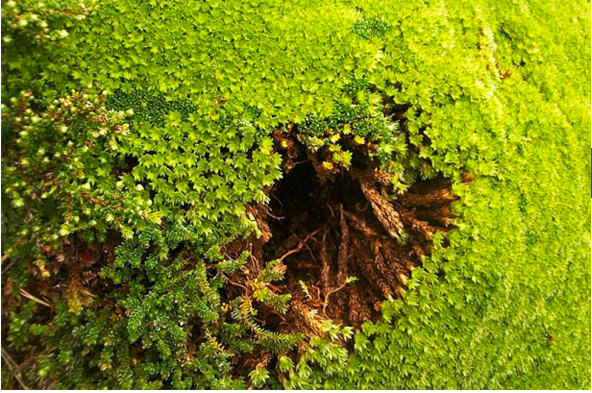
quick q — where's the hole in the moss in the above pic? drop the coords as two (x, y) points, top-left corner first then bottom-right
(268, 153), (455, 328)
(223, 134), (459, 343)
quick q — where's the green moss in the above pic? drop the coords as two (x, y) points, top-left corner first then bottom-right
(2, 0), (590, 389)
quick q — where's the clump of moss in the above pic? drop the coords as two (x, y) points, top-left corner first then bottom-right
(2, 0), (590, 389)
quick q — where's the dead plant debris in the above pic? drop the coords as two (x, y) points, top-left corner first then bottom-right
(222, 132), (460, 346)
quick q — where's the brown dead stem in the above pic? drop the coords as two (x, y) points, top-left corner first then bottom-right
(279, 229), (321, 262)
(337, 206), (349, 284)
(359, 180), (404, 241)
(320, 227), (331, 294)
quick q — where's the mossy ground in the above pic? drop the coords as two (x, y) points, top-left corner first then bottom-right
(1, 0), (590, 389)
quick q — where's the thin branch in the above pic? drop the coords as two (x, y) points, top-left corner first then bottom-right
(19, 288), (52, 308)
(323, 280), (351, 316)
(224, 275), (249, 294)
(1, 346), (29, 390)
(279, 229), (321, 262)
